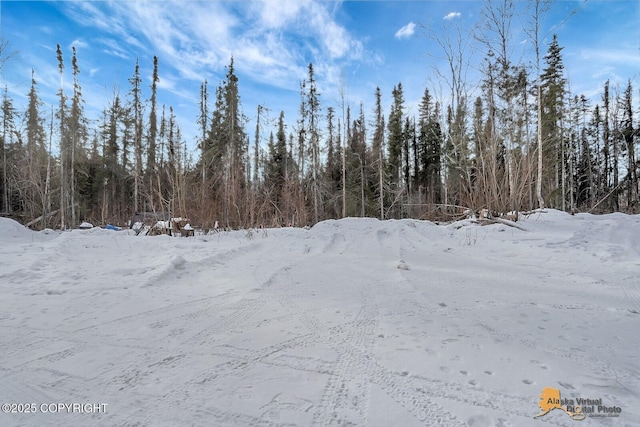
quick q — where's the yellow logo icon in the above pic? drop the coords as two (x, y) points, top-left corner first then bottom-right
(534, 387), (586, 420)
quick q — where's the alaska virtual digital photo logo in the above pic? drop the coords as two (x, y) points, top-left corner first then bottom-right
(534, 387), (622, 420)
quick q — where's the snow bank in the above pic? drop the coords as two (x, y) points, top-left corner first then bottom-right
(0, 217), (37, 240)
(0, 210), (638, 426)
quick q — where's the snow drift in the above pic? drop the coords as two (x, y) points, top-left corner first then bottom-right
(0, 211), (638, 426)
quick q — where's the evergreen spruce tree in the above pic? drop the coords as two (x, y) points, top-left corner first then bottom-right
(69, 46), (87, 226)
(25, 70), (47, 220)
(325, 106), (341, 218)
(147, 56), (159, 208)
(540, 34), (566, 208)
(129, 58), (144, 213)
(56, 44), (68, 228)
(222, 57), (247, 226)
(1, 86), (17, 214)
(403, 116), (412, 194)
(621, 80), (636, 209)
(602, 80), (612, 210)
(575, 94), (593, 209)
(387, 83), (404, 186)
(306, 63), (321, 223)
(267, 111), (287, 208)
(372, 87), (386, 218)
(103, 93), (123, 221)
(418, 88), (443, 206)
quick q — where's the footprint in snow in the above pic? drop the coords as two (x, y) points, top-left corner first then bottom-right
(396, 260), (409, 270)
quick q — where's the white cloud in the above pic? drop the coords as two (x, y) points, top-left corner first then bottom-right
(69, 38), (89, 50)
(443, 12), (461, 20)
(57, 0), (374, 134)
(156, 73), (177, 92)
(395, 22), (416, 39)
(96, 38), (130, 60)
(579, 48), (640, 66)
(254, 0), (308, 29)
(303, 1), (362, 61)
(62, 0), (363, 85)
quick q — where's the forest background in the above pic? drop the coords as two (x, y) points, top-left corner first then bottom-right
(1, 0), (639, 230)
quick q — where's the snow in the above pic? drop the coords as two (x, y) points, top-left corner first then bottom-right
(1, 211), (639, 426)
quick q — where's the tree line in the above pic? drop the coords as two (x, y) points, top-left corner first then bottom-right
(1, 1), (638, 230)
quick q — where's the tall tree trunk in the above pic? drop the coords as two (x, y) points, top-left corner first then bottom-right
(379, 148), (384, 219)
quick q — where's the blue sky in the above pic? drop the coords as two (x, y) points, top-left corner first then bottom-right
(1, 0), (639, 154)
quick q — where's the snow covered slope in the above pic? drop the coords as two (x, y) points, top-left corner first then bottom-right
(0, 211), (638, 426)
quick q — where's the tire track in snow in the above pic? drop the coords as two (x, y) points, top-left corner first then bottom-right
(187, 295), (267, 343)
(86, 264), (298, 419)
(143, 263), (323, 422)
(258, 393), (315, 425)
(0, 369), (105, 427)
(9, 341), (93, 371)
(193, 405), (296, 427)
(115, 294), (271, 397)
(259, 264), (379, 427)
(0, 368), (57, 403)
(369, 366), (465, 426)
(327, 223), (467, 425)
(310, 318), (377, 426)
(322, 341), (562, 426)
(311, 321), (466, 426)
(269, 285), (372, 425)
(260, 353), (334, 375)
(144, 331), (327, 427)
(201, 332), (324, 379)
(620, 276), (640, 312)
(72, 293), (235, 333)
(271, 266), (466, 427)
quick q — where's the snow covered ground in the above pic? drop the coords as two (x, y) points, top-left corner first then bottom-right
(0, 210), (638, 427)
